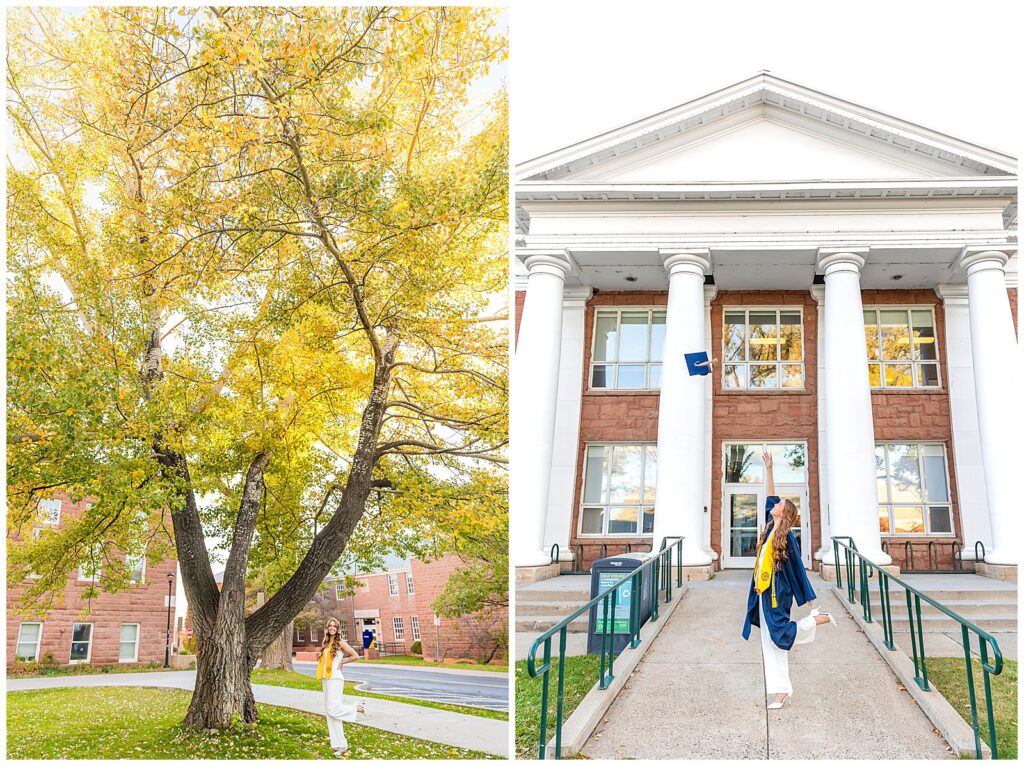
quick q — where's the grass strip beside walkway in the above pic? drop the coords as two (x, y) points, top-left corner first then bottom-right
(362, 656), (508, 672)
(251, 669), (507, 720)
(927, 657), (1017, 759)
(515, 655), (601, 759)
(7, 686), (494, 759)
(7, 660), (167, 678)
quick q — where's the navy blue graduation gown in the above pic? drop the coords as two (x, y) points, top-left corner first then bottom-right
(740, 495), (817, 651)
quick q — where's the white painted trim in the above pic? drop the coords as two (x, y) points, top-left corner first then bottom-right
(118, 623), (141, 663)
(69, 622), (94, 664)
(15, 622), (43, 662)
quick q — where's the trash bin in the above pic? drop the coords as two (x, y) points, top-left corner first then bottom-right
(587, 553), (652, 656)
(362, 629), (374, 650)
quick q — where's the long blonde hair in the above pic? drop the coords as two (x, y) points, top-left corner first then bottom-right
(758, 499), (799, 568)
(321, 618), (342, 656)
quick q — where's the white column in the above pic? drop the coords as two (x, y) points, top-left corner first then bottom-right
(810, 284), (831, 561)
(652, 249), (713, 565)
(544, 286), (593, 559)
(702, 284), (717, 560)
(935, 284), (992, 557)
(512, 251), (572, 568)
(959, 247), (1019, 566)
(818, 249), (891, 565)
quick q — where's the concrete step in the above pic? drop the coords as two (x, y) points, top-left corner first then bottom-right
(515, 600), (585, 617)
(865, 598), (1016, 617)
(515, 613), (590, 634)
(883, 613), (1017, 633)
(515, 586), (590, 603)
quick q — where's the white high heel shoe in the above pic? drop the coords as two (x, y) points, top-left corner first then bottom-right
(767, 692), (792, 710)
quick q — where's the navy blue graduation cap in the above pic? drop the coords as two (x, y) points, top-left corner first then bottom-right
(684, 351), (711, 376)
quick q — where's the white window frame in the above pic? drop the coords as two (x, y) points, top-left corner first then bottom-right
(126, 551), (146, 584)
(406, 573), (415, 595)
(589, 307), (667, 391)
(77, 544), (102, 582)
(309, 628), (318, 643)
(387, 574), (399, 596)
(16, 622), (43, 662)
(339, 620), (348, 640)
(863, 306), (943, 390)
(38, 498), (62, 525)
(876, 441), (953, 536)
(296, 629), (305, 643)
(335, 581), (345, 600)
(69, 622), (94, 664)
(722, 306), (806, 391)
(578, 442), (657, 538)
(393, 616), (405, 641)
(410, 615), (421, 641)
(118, 623), (140, 663)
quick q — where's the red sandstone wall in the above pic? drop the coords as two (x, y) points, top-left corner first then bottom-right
(567, 288), (964, 571)
(6, 494), (178, 667)
(514, 290), (525, 350)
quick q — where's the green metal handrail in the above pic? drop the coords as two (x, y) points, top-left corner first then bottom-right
(525, 536), (684, 759)
(832, 537), (1004, 759)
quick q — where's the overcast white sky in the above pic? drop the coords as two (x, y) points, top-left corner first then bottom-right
(511, 0), (1022, 164)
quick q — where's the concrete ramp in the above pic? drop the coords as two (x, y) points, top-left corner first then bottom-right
(582, 571), (954, 759)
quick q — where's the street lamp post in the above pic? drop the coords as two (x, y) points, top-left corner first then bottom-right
(164, 572), (175, 668)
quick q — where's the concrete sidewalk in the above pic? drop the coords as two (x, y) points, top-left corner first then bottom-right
(582, 571), (953, 759)
(6, 670), (507, 757)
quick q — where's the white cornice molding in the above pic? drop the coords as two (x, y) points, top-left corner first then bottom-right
(517, 73), (1016, 182)
(935, 284), (970, 304)
(809, 285), (826, 304)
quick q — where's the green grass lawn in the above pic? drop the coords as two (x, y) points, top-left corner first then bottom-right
(515, 654), (601, 759)
(7, 686), (494, 760)
(927, 657), (1017, 759)
(251, 669), (507, 721)
(364, 655), (508, 672)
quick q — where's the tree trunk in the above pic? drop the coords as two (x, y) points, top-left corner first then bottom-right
(184, 594), (257, 729)
(261, 621), (293, 671)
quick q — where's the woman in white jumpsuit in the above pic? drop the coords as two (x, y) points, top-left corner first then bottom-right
(317, 618), (365, 755)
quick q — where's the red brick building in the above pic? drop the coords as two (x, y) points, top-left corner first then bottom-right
(7, 493), (178, 667)
(513, 74), (1018, 577)
(293, 554), (507, 662)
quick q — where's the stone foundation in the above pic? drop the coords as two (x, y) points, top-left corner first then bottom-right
(974, 562), (1017, 582)
(515, 563), (560, 583)
(681, 564), (714, 582)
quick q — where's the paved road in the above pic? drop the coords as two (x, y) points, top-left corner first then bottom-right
(7, 670), (508, 757)
(292, 660), (508, 712)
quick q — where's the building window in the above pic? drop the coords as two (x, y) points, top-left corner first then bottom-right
(393, 617), (405, 641)
(406, 573), (415, 595)
(876, 443), (952, 535)
(579, 443), (656, 536)
(70, 623), (93, 663)
(126, 551), (146, 584)
(387, 574), (399, 596)
(864, 308), (941, 388)
(309, 628), (318, 643)
(590, 308), (666, 390)
(723, 308), (804, 389)
(16, 622), (42, 661)
(119, 624), (140, 662)
(38, 498), (62, 525)
(339, 620), (348, 640)
(296, 629), (305, 643)
(335, 581), (345, 600)
(410, 615), (421, 641)
(78, 544), (102, 582)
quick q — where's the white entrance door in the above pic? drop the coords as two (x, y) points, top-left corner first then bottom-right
(723, 487), (764, 567)
(721, 442), (811, 568)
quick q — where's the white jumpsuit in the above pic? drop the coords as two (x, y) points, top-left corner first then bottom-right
(756, 542), (818, 696)
(321, 650), (360, 749)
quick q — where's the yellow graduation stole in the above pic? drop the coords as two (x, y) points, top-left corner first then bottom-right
(316, 644), (334, 680)
(755, 529), (779, 608)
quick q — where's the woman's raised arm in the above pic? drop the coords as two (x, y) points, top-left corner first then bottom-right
(337, 637), (361, 665)
(763, 451), (775, 497)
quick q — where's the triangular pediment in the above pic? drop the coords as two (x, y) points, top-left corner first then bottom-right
(518, 74), (1016, 184)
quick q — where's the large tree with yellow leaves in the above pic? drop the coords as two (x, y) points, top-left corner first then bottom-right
(7, 6), (507, 730)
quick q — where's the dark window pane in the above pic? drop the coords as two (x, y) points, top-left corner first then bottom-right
(591, 365), (608, 388)
(642, 507), (655, 534)
(911, 310), (937, 361)
(928, 506), (952, 534)
(919, 363), (939, 387)
(581, 507), (603, 534)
